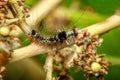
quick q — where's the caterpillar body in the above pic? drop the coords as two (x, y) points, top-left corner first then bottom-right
(30, 27), (78, 45)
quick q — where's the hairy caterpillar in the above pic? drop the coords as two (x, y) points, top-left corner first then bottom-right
(27, 8), (86, 46)
(30, 27), (78, 45)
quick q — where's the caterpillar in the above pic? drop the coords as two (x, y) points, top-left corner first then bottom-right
(30, 27), (78, 45)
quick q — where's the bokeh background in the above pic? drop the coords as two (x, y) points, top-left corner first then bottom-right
(4, 0), (120, 80)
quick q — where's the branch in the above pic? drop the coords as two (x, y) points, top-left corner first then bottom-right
(84, 12), (120, 36)
(9, 12), (120, 63)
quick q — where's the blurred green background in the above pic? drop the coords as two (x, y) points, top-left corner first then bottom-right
(10, 0), (120, 80)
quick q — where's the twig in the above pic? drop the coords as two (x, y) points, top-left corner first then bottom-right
(5, 18), (19, 25)
(44, 52), (54, 80)
(84, 13), (120, 36)
(9, 12), (120, 63)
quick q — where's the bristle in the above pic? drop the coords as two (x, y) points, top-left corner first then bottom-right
(58, 31), (67, 42)
(30, 27), (78, 45)
(31, 30), (36, 35)
(72, 27), (78, 37)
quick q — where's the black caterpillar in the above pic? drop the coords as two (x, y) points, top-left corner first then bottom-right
(31, 27), (78, 45)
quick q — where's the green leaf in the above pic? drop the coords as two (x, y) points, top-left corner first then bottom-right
(80, 0), (120, 14)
